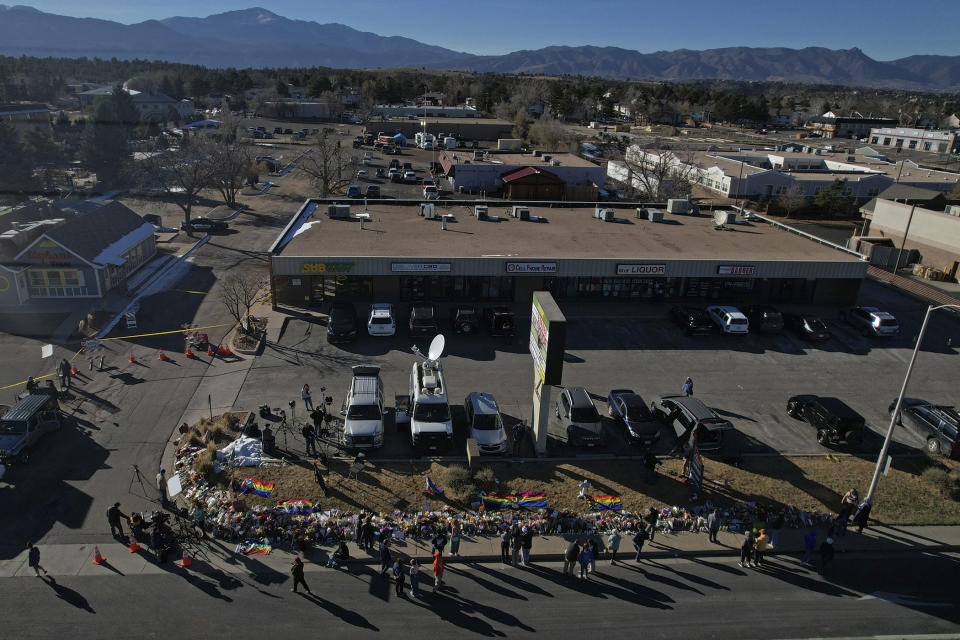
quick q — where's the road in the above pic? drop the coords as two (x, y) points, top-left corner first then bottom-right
(1, 552), (957, 639)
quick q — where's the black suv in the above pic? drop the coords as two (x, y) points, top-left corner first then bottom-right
(787, 395), (864, 447)
(409, 302), (439, 336)
(746, 305), (784, 334)
(890, 398), (960, 457)
(451, 304), (480, 334)
(670, 306), (714, 335)
(326, 302), (359, 343)
(784, 313), (830, 342)
(485, 307), (515, 337)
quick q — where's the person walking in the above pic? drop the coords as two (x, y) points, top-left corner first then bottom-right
(432, 551), (445, 592)
(57, 358), (72, 391)
(302, 422), (317, 457)
(644, 508), (659, 542)
(301, 384), (313, 411)
(500, 527), (512, 565)
(28, 543), (47, 577)
(107, 502), (127, 537)
(520, 526), (533, 566)
(379, 539), (392, 577)
(682, 377), (694, 396)
(739, 530), (756, 568)
(432, 529), (448, 557)
(767, 511), (784, 548)
(852, 498), (872, 534)
(707, 509), (721, 543)
(511, 421), (525, 456)
(563, 539), (580, 577)
(409, 559), (421, 597)
(578, 544), (593, 579)
(511, 524), (522, 567)
(607, 530), (621, 565)
(800, 528), (817, 566)
(837, 489), (858, 537)
(449, 520), (461, 557)
(156, 469), (168, 509)
(290, 556), (311, 594)
(754, 529), (770, 567)
(632, 527), (649, 562)
(819, 537), (835, 575)
(393, 558), (406, 597)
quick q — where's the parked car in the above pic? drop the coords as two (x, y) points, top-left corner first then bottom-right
(389, 159), (400, 169)
(0, 387), (61, 464)
(346, 184), (362, 198)
(784, 313), (831, 342)
(181, 217), (228, 232)
(889, 398), (959, 457)
(706, 305), (749, 334)
(326, 302), (359, 343)
(341, 365), (384, 449)
(403, 170), (417, 182)
(464, 392), (507, 454)
(409, 302), (439, 337)
(422, 178), (435, 189)
(787, 395), (864, 447)
(366, 303), (396, 337)
(555, 387), (603, 447)
(365, 185), (380, 198)
(283, 128), (293, 135)
(485, 307), (516, 337)
(652, 395), (733, 453)
(451, 305), (480, 334)
(402, 162), (413, 172)
(607, 389), (660, 445)
(745, 305), (784, 333)
(390, 172), (404, 183)
(843, 306), (899, 337)
(423, 185), (439, 200)
(356, 169), (368, 179)
(670, 306), (714, 335)
(273, 127), (282, 135)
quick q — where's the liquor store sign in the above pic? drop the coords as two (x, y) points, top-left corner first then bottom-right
(300, 262), (354, 274)
(616, 264), (666, 275)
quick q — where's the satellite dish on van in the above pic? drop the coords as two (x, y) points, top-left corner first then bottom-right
(428, 334), (446, 362)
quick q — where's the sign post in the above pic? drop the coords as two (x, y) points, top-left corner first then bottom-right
(529, 292), (566, 456)
(688, 448), (704, 490)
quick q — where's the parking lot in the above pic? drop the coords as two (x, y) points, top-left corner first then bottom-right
(232, 277), (960, 461)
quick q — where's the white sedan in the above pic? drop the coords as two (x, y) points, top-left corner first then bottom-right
(367, 303), (396, 336)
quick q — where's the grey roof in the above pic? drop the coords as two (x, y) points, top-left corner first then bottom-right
(876, 183), (946, 202)
(44, 201), (145, 263)
(131, 93), (175, 104)
(77, 87), (115, 96)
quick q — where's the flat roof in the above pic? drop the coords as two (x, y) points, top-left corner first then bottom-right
(279, 204), (862, 262)
(371, 117), (511, 125)
(447, 151), (598, 169)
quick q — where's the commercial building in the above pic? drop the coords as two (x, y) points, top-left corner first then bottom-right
(365, 117), (513, 141)
(374, 105), (478, 119)
(868, 127), (960, 154)
(440, 150), (605, 199)
(0, 201), (156, 306)
(76, 87), (193, 122)
(268, 201), (867, 308)
(805, 112), (898, 139)
(858, 199), (960, 278)
(263, 99), (334, 119)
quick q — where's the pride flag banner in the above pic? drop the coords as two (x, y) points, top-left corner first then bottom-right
(481, 494), (517, 510)
(275, 499), (313, 514)
(235, 541), (272, 556)
(424, 476), (444, 496)
(515, 491), (549, 508)
(240, 477), (275, 498)
(590, 495), (623, 511)
(482, 492), (549, 510)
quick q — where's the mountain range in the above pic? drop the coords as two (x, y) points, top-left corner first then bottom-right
(2, 4), (959, 91)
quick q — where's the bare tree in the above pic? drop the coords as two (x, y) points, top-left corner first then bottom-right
(776, 184), (807, 218)
(298, 132), (352, 196)
(137, 135), (216, 229)
(220, 272), (267, 335)
(210, 143), (251, 207)
(528, 113), (568, 150)
(621, 146), (696, 200)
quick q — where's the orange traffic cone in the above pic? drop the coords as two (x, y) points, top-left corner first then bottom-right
(157, 349), (167, 361)
(178, 549), (192, 568)
(69, 363), (79, 376)
(223, 345), (233, 356)
(185, 346), (195, 359)
(217, 344), (227, 355)
(92, 545), (106, 564)
(207, 344), (215, 357)
(128, 351), (136, 364)
(128, 535), (140, 553)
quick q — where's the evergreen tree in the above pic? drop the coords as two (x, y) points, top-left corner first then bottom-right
(0, 122), (31, 196)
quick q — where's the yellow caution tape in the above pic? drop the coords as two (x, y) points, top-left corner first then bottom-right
(99, 322), (234, 341)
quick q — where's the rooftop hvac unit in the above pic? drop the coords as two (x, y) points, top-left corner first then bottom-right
(667, 199), (692, 214)
(473, 150), (483, 160)
(714, 210), (736, 226)
(646, 208), (664, 222)
(542, 155), (552, 163)
(551, 159), (561, 166)
(328, 204), (350, 218)
(420, 203), (436, 218)
(594, 207), (615, 222)
(947, 205), (960, 217)
(512, 206), (529, 219)
(475, 205), (488, 220)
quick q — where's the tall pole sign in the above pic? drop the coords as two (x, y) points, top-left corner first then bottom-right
(529, 291), (566, 456)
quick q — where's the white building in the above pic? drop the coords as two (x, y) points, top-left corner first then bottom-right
(868, 127), (959, 154)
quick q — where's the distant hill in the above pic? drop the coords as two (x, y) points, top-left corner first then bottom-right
(1, 4), (958, 91)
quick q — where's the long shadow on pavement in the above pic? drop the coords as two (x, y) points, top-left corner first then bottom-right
(524, 563), (674, 608)
(300, 592), (380, 631)
(469, 561), (553, 597)
(42, 576), (95, 613)
(445, 564), (528, 600)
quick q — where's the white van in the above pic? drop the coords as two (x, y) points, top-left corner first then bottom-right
(464, 392), (507, 454)
(341, 365), (384, 449)
(409, 357), (452, 451)
(706, 305), (750, 334)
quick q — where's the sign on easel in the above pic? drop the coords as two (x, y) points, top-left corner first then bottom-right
(125, 313), (137, 329)
(529, 292), (566, 456)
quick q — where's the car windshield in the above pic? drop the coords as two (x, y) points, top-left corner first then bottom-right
(457, 308), (476, 316)
(730, 318), (748, 325)
(571, 407), (599, 422)
(624, 400), (651, 419)
(472, 414), (499, 430)
(347, 404), (381, 420)
(370, 316), (392, 324)
(0, 419), (26, 435)
(414, 403), (450, 422)
(412, 307), (435, 320)
(806, 318), (827, 332)
(695, 427), (720, 444)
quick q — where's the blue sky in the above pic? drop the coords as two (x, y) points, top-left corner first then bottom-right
(14, 0), (958, 59)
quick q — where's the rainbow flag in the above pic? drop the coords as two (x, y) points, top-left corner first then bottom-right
(236, 542), (272, 556)
(590, 495), (622, 511)
(481, 494), (516, 510)
(240, 477), (275, 498)
(275, 499), (313, 514)
(424, 476), (444, 495)
(515, 491), (548, 508)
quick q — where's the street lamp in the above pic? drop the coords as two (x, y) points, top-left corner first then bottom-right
(866, 303), (960, 503)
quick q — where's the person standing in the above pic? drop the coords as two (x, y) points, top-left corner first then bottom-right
(409, 559), (421, 597)
(361, 518), (375, 552)
(107, 502), (126, 537)
(739, 530), (756, 568)
(800, 529), (817, 566)
(432, 529), (448, 557)
(302, 422), (317, 457)
(837, 489), (858, 537)
(290, 556), (311, 594)
(563, 539), (580, 577)
(607, 530), (621, 565)
(645, 508), (659, 542)
(578, 544), (593, 579)
(379, 539), (392, 577)
(449, 520), (461, 557)
(301, 383), (313, 410)
(819, 537), (835, 575)
(520, 526), (533, 566)
(768, 511), (784, 548)
(190, 503), (207, 539)
(707, 509), (721, 543)
(500, 527), (511, 565)
(511, 421), (525, 456)
(754, 529), (770, 567)
(57, 359), (72, 391)
(682, 377), (694, 396)
(156, 469), (168, 508)
(393, 558), (406, 597)
(28, 544), (47, 577)
(632, 527), (648, 562)
(852, 498), (872, 534)
(511, 524), (522, 567)
(432, 551), (445, 592)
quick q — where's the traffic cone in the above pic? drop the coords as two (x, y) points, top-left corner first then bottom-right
(185, 346), (195, 359)
(128, 351), (136, 364)
(92, 546), (106, 564)
(69, 363), (79, 376)
(178, 549), (192, 568)
(207, 344), (215, 357)
(157, 349), (167, 361)
(217, 344), (227, 355)
(223, 345), (233, 357)
(128, 535), (140, 553)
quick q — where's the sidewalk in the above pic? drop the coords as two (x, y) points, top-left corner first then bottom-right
(3, 524), (957, 579)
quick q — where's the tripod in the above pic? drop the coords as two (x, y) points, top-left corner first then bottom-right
(129, 464), (154, 503)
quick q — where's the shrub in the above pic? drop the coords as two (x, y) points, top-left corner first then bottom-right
(195, 443), (217, 479)
(921, 466), (951, 493)
(444, 464), (474, 498)
(187, 430), (204, 447)
(473, 466), (497, 493)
